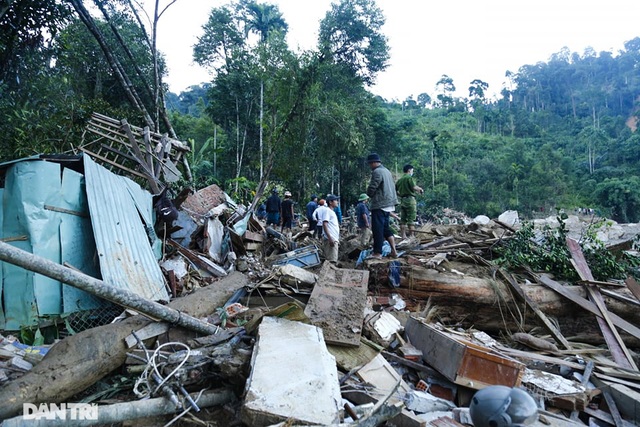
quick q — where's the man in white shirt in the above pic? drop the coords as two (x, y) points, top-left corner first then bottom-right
(319, 194), (340, 263)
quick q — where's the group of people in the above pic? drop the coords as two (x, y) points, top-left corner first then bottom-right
(257, 189), (296, 238)
(304, 194), (342, 263)
(362, 153), (423, 259)
(256, 152), (423, 264)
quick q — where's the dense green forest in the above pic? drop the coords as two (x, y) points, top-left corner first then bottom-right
(2, 0), (640, 222)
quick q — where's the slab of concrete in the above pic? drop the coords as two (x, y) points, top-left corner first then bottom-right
(241, 316), (342, 426)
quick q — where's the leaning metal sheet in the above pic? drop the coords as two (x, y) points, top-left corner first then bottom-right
(83, 155), (169, 301)
(60, 167), (104, 312)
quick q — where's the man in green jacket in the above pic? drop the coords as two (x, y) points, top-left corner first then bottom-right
(395, 164), (424, 239)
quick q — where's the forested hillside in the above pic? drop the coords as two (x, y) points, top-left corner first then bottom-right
(2, 0), (639, 222)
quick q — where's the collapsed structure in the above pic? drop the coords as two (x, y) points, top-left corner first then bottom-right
(0, 113), (639, 426)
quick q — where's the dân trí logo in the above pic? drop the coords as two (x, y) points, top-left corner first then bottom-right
(23, 403), (98, 421)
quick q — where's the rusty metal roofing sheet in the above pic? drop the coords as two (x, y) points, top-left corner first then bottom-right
(83, 155), (169, 301)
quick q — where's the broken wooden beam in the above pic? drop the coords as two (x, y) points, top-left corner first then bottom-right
(566, 238), (637, 371)
(536, 273), (640, 341)
(498, 269), (572, 350)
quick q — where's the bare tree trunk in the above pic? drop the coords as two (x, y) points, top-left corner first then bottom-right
(260, 79), (264, 178)
(69, 0), (154, 129)
(95, 0), (178, 138)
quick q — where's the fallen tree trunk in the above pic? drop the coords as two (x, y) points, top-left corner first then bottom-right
(0, 271), (249, 420)
(371, 261), (640, 345)
(0, 241), (219, 335)
(1, 389), (236, 427)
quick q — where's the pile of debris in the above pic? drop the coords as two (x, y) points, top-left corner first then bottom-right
(1, 115), (640, 426)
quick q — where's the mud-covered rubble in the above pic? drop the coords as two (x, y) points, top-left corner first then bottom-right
(1, 184), (640, 427)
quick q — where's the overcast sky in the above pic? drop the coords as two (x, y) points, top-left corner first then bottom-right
(154, 0), (639, 101)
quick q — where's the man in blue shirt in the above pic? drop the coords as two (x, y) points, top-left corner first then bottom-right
(265, 189), (281, 227)
(305, 195), (318, 235)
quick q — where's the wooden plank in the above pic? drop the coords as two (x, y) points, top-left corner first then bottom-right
(120, 119), (160, 194)
(571, 361), (595, 420)
(143, 126), (154, 176)
(583, 408), (636, 427)
(44, 204), (87, 218)
(304, 262), (369, 346)
(600, 288), (640, 307)
(566, 238), (637, 371)
(536, 274), (640, 340)
(624, 276), (640, 302)
(500, 269), (572, 349)
(594, 364), (640, 381)
(602, 390), (625, 427)
(494, 345), (586, 370)
(99, 142), (139, 163)
(593, 373), (640, 391)
(78, 147), (150, 180)
(124, 322), (170, 348)
(606, 384), (640, 425)
(420, 236), (454, 249)
(578, 279), (625, 288)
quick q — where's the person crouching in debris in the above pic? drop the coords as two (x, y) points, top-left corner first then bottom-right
(356, 193), (371, 247)
(256, 201), (267, 221)
(265, 188), (281, 227)
(280, 191), (295, 239)
(319, 194), (340, 263)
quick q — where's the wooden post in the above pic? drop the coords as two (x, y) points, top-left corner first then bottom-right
(0, 241), (218, 335)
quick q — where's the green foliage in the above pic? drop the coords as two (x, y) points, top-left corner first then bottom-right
(5, 0), (640, 225)
(496, 221), (574, 279)
(496, 217), (629, 281)
(225, 176), (257, 205)
(318, 0), (389, 86)
(594, 177), (640, 223)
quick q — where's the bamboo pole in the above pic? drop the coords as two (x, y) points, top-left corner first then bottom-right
(0, 241), (218, 335)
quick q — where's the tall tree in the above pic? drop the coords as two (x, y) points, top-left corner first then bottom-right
(318, 0), (389, 86)
(237, 0), (288, 179)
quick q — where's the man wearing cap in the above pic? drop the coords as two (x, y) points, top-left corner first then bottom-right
(356, 193), (371, 247)
(265, 188), (281, 227)
(319, 194), (340, 263)
(366, 153), (398, 258)
(280, 191), (295, 238)
(305, 194), (318, 236)
(396, 164), (424, 239)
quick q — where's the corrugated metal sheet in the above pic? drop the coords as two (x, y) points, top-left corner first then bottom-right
(0, 188), (5, 329)
(83, 155), (169, 301)
(59, 167), (103, 312)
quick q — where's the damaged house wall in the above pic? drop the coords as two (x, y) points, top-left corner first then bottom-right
(0, 154), (169, 330)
